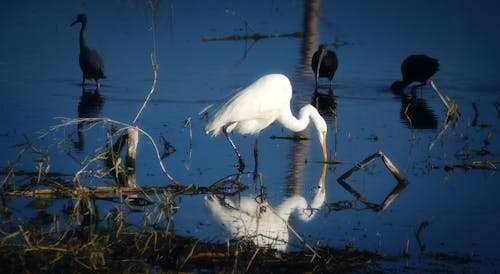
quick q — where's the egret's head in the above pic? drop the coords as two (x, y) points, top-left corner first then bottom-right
(71, 13), (87, 26)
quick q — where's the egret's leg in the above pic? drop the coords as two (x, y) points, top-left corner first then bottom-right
(96, 79), (100, 89)
(223, 129), (245, 172)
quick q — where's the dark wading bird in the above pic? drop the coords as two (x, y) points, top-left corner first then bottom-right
(71, 13), (106, 88)
(391, 54), (439, 92)
(311, 44), (338, 88)
(205, 74), (328, 173)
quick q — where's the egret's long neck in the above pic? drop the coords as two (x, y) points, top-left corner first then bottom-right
(79, 22), (87, 50)
(278, 104), (320, 133)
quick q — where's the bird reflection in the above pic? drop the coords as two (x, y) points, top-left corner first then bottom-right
(71, 13), (106, 88)
(399, 90), (437, 129)
(74, 87), (104, 151)
(311, 87), (337, 118)
(205, 164), (327, 251)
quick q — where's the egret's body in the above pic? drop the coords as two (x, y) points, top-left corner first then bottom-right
(311, 44), (338, 88)
(71, 14), (106, 88)
(391, 54), (439, 92)
(205, 74), (327, 172)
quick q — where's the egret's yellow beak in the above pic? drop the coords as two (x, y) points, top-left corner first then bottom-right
(321, 131), (327, 162)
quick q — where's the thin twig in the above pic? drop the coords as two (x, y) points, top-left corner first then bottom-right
(266, 204), (321, 260)
(132, 53), (159, 125)
(429, 80), (450, 110)
(246, 247), (260, 272)
(224, 9), (256, 34)
(132, 1), (159, 125)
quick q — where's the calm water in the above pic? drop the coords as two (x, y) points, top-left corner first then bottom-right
(1, 0), (499, 271)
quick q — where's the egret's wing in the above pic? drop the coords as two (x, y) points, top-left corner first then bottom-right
(205, 74), (292, 136)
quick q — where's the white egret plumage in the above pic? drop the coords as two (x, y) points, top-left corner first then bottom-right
(205, 74), (328, 172)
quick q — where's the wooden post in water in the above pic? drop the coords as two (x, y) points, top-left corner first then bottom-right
(125, 127), (138, 187)
(108, 127), (138, 187)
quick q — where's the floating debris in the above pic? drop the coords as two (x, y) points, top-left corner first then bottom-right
(337, 151), (408, 212)
(159, 135), (176, 159)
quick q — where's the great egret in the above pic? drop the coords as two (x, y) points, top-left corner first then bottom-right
(205, 74), (328, 172)
(391, 54), (439, 92)
(71, 13), (106, 88)
(311, 44), (338, 88)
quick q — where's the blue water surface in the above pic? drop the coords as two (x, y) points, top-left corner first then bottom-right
(1, 0), (499, 271)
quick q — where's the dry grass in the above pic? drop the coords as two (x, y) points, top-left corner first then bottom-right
(0, 226), (387, 273)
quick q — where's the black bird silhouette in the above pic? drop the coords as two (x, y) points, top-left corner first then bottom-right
(391, 54), (439, 92)
(311, 44), (338, 88)
(71, 13), (106, 88)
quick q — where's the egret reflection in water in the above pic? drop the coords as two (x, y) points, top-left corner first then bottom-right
(205, 165), (327, 251)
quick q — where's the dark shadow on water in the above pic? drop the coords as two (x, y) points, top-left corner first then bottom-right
(74, 86), (105, 151)
(393, 86), (437, 130)
(311, 87), (337, 118)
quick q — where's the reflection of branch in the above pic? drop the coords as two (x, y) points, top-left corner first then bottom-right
(471, 102), (479, 127)
(415, 220), (429, 252)
(225, 9), (256, 34)
(202, 32), (303, 42)
(203, 9), (303, 42)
